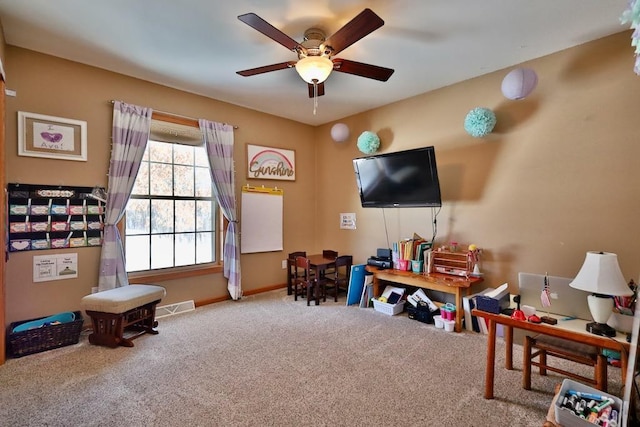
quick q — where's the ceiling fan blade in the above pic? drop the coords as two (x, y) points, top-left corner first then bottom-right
(238, 13), (301, 52)
(307, 82), (325, 98)
(323, 9), (384, 55)
(237, 61), (296, 77)
(332, 59), (394, 81)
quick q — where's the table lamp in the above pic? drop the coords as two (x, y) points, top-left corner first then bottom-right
(569, 251), (632, 337)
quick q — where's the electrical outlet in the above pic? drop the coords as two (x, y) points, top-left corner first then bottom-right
(281, 260), (287, 269)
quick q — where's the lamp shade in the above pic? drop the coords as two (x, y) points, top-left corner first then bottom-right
(295, 56), (333, 84)
(501, 68), (538, 100)
(569, 251), (632, 296)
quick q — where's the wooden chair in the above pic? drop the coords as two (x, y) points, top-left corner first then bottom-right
(325, 255), (352, 302)
(322, 249), (338, 276)
(322, 249), (338, 259)
(287, 251), (307, 295)
(294, 256), (323, 306)
(523, 334), (608, 392)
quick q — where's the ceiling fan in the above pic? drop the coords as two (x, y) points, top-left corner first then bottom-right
(236, 9), (394, 99)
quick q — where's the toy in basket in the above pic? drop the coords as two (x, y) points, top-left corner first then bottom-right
(8, 311), (84, 357)
(373, 286), (406, 315)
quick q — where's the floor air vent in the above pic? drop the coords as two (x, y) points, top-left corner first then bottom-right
(156, 300), (195, 319)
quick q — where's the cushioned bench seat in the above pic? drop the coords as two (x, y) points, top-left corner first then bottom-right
(80, 284), (166, 348)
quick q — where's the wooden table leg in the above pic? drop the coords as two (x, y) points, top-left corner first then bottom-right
(454, 289), (463, 332)
(484, 318), (497, 399)
(621, 347), (628, 386)
(287, 259), (293, 295)
(314, 266), (323, 305)
(505, 325), (513, 370)
(319, 267), (327, 303)
(372, 275), (380, 298)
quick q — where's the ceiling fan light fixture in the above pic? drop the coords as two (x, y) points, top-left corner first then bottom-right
(295, 56), (333, 84)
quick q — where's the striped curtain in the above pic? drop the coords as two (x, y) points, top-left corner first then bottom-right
(98, 101), (152, 290)
(199, 119), (241, 300)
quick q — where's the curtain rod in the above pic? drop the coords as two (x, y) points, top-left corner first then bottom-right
(108, 100), (238, 129)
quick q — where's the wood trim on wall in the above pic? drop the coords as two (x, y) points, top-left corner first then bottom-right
(1, 78), (6, 365)
(194, 283), (287, 308)
(152, 111), (198, 128)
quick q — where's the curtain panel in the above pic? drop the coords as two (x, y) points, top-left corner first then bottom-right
(199, 119), (241, 300)
(98, 101), (152, 290)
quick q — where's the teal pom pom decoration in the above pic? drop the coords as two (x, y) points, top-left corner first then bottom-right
(464, 107), (497, 138)
(357, 131), (380, 154)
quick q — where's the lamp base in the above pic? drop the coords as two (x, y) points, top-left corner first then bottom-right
(586, 322), (617, 337)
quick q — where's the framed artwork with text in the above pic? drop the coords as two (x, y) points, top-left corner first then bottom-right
(18, 111), (88, 161)
(246, 144), (295, 181)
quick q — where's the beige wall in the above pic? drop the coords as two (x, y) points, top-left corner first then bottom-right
(4, 47), (315, 323)
(315, 31), (640, 293)
(3, 31), (639, 324)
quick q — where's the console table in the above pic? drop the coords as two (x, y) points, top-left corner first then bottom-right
(472, 309), (630, 399)
(367, 267), (483, 332)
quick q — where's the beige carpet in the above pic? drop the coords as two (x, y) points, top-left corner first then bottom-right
(0, 289), (623, 426)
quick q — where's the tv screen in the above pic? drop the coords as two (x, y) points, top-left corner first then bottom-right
(353, 147), (442, 208)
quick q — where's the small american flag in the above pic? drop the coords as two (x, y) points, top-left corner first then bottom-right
(541, 273), (551, 308)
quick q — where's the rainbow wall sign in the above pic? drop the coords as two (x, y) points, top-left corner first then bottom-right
(246, 144), (295, 181)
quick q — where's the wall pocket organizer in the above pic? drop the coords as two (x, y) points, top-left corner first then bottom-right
(7, 183), (105, 252)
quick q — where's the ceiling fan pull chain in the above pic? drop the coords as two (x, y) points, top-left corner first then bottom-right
(313, 80), (318, 115)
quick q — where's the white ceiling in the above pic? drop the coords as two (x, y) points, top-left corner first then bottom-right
(0, 0), (630, 126)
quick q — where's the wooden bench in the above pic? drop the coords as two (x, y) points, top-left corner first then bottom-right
(80, 284), (166, 348)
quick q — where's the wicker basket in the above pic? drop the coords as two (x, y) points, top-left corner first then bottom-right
(7, 311), (84, 358)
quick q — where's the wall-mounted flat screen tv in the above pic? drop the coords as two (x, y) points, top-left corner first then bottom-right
(353, 146), (442, 208)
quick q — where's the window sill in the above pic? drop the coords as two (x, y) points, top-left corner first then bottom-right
(128, 263), (223, 283)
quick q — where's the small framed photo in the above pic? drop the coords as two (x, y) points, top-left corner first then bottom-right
(247, 143), (295, 181)
(18, 111), (87, 161)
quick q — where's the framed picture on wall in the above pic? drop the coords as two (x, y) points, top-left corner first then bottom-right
(246, 144), (295, 181)
(18, 111), (88, 161)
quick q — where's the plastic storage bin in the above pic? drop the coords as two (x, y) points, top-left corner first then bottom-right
(373, 299), (404, 315)
(440, 303), (456, 321)
(373, 286), (406, 316)
(554, 378), (621, 427)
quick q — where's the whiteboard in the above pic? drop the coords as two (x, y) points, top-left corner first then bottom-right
(240, 190), (283, 253)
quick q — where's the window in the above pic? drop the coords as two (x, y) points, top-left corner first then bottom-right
(124, 139), (218, 273)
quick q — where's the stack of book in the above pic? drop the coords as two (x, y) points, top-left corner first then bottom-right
(392, 233), (432, 267)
